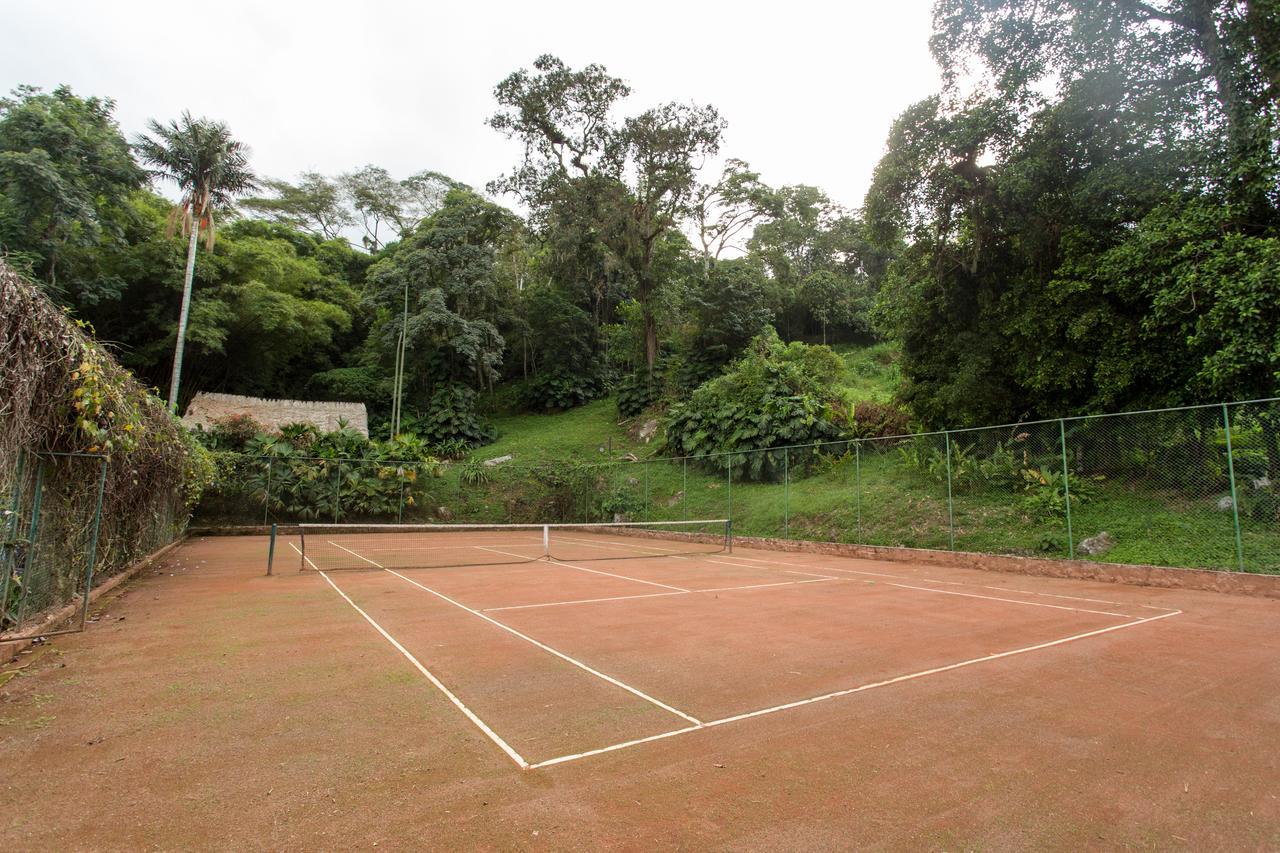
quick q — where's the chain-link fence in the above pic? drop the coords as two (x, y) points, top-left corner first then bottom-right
(2, 452), (107, 635)
(196, 397), (1280, 575)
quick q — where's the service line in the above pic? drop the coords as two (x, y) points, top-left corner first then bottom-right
(290, 542), (529, 768)
(528, 608), (1183, 769)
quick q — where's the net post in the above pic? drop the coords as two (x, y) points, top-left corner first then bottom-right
(1222, 403), (1245, 572)
(783, 447), (789, 540)
(267, 523), (277, 576)
(725, 518), (733, 554)
(1059, 418), (1074, 560)
(299, 526), (306, 572)
(542, 524), (550, 559)
(944, 431), (955, 551)
(79, 456), (108, 628)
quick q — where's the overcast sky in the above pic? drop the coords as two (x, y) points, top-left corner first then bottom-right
(2, 0), (941, 213)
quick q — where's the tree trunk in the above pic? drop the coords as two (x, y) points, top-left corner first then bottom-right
(643, 309), (658, 376)
(167, 217), (201, 412)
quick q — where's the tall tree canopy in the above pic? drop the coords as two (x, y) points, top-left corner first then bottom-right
(0, 85), (144, 291)
(867, 0), (1280, 427)
(489, 54), (725, 374)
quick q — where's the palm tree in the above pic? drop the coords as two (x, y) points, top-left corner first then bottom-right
(134, 113), (257, 411)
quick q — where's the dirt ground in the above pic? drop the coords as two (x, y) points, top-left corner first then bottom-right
(2, 533), (1278, 850)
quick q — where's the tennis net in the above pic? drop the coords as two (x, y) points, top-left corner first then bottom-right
(295, 519), (732, 572)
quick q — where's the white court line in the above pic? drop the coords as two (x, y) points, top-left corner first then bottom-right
(695, 578), (838, 594)
(782, 569), (842, 580)
(322, 541), (702, 725)
(554, 537), (1130, 618)
(329, 540), (383, 568)
(295, 541), (1183, 772)
(484, 577), (841, 612)
(476, 546), (691, 593)
(484, 591), (688, 612)
(382, 565), (702, 725)
(529, 608), (1183, 769)
(288, 543), (528, 769)
(877, 581), (1135, 619)
(557, 535), (1178, 614)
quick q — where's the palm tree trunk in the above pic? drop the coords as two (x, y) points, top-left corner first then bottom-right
(167, 220), (201, 411)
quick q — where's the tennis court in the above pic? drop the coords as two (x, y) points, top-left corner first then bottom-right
(5, 524), (1280, 849)
(283, 520), (1182, 769)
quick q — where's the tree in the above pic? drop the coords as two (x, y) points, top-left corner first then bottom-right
(365, 188), (519, 429)
(340, 165), (463, 251)
(865, 2), (1280, 426)
(0, 85), (144, 291)
(134, 112), (257, 410)
(242, 172), (354, 240)
(691, 159), (774, 269)
(489, 55), (725, 375)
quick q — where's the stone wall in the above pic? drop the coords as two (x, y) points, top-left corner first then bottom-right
(182, 392), (368, 437)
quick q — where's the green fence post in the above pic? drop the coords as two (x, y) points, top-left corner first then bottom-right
(1222, 403), (1246, 572)
(855, 442), (862, 540)
(331, 462), (341, 524)
(726, 453), (733, 526)
(1059, 418), (1075, 560)
(78, 457), (108, 627)
(397, 469), (406, 524)
(263, 458), (273, 526)
(644, 461), (650, 521)
(15, 462), (45, 630)
(682, 457), (688, 522)
(783, 447), (790, 539)
(0, 449), (27, 627)
(944, 431), (955, 551)
(267, 523), (277, 576)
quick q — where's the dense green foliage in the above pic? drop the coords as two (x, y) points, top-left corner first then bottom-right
(664, 330), (844, 481)
(866, 0), (1280, 427)
(4, 15), (1278, 469)
(195, 416), (441, 522)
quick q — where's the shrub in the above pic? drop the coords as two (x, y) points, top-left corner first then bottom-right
(403, 384), (495, 448)
(195, 413), (266, 451)
(617, 372), (662, 418)
(523, 369), (607, 412)
(199, 425), (441, 522)
(836, 400), (913, 439)
(663, 330), (844, 482)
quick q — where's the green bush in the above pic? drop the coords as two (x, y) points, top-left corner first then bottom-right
(663, 330), (844, 481)
(404, 384), (495, 448)
(836, 400), (913, 439)
(522, 369), (607, 412)
(198, 424), (441, 522)
(617, 372), (663, 418)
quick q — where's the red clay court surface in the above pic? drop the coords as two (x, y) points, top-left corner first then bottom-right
(3, 530), (1280, 849)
